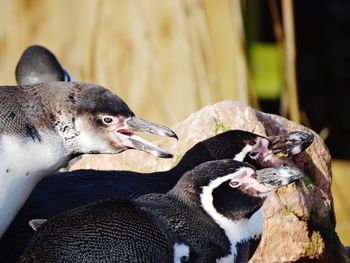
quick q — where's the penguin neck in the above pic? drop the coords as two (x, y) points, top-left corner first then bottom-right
(0, 133), (71, 237)
(170, 141), (254, 178)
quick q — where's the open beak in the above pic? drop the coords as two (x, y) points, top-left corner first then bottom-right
(115, 116), (177, 158)
(125, 117), (178, 139)
(269, 131), (314, 158)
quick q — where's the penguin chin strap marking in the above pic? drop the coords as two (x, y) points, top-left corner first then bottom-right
(233, 144), (254, 162)
(200, 168), (255, 263)
(173, 243), (190, 263)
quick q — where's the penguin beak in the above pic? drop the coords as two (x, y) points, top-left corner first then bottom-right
(229, 165), (303, 195)
(114, 117), (177, 158)
(125, 117), (178, 139)
(247, 131), (314, 168)
(255, 165), (303, 192)
(268, 131), (314, 158)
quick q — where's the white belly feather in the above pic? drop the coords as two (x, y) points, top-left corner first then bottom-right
(0, 134), (69, 237)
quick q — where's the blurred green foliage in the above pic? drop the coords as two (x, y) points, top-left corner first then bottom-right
(250, 42), (283, 99)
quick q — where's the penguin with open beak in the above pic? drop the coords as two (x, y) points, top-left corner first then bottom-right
(0, 81), (176, 238)
(13, 45), (176, 156)
(1, 81), (176, 156)
(19, 159), (303, 263)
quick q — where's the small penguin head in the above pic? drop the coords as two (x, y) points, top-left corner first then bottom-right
(41, 82), (177, 158)
(15, 45), (66, 85)
(211, 161), (302, 220)
(244, 131), (314, 168)
(174, 159), (302, 221)
(228, 163), (303, 197)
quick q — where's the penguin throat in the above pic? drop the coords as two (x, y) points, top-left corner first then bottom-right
(212, 182), (265, 220)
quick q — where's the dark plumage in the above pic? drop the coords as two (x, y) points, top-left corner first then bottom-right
(0, 130), (313, 262)
(20, 160), (302, 263)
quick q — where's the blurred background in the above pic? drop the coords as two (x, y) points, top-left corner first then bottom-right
(0, 0), (349, 244)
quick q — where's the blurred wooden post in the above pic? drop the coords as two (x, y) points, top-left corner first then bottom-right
(0, 0), (257, 123)
(203, 0), (257, 106)
(281, 0), (300, 123)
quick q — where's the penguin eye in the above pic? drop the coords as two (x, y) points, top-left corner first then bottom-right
(102, 116), (115, 125)
(251, 173), (258, 179)
(249, 151), (258, 158)
(229, 181), (240, 188)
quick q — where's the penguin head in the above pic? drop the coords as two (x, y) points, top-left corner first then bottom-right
(176, 130), (313, 171)
(210, 162), (302, 220)
(28, 81), (176, 158)
(243, 131), (314, 168)
(173, 159), (302, 221)
(15, 45), (72, 85)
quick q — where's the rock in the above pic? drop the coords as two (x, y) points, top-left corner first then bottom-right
(71, 100), (349, 262)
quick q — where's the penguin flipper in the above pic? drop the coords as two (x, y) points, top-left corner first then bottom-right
(28, 219), (47, 231)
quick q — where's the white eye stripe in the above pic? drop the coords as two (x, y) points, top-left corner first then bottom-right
(233, 144), (254, 161)
(200, 168), (254, 262)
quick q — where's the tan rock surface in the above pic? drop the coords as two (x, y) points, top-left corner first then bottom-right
(71, 100), (349, 262)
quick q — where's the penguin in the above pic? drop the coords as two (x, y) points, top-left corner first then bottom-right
(20, 159), (303, 263)
(0, 81), (177, 238)
(15, 45), (73, 85)
(0, 129), (313, 262)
